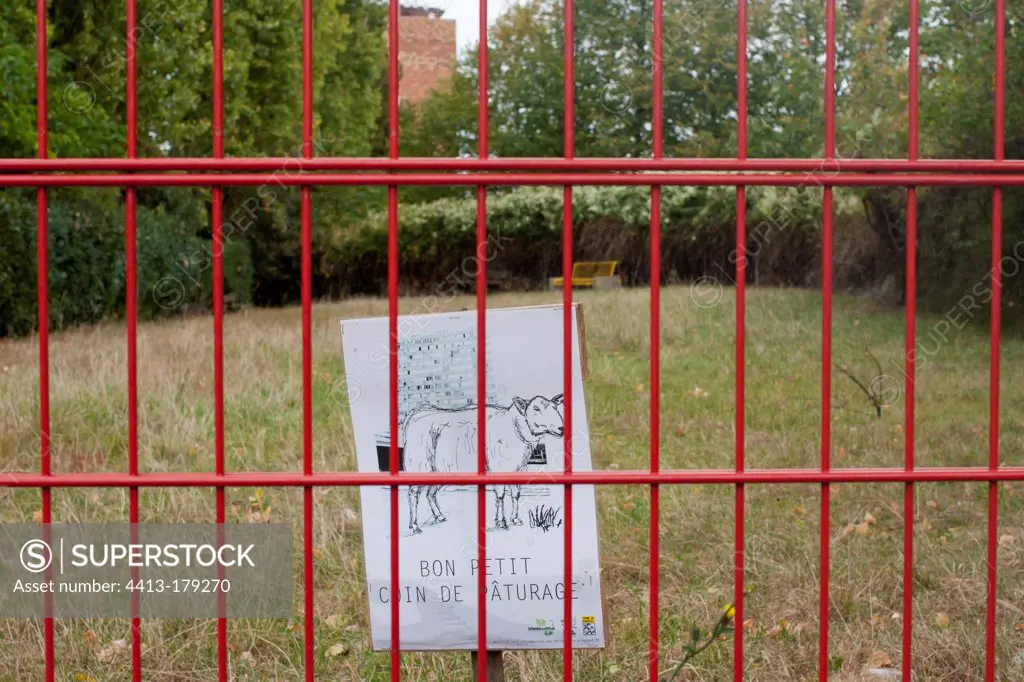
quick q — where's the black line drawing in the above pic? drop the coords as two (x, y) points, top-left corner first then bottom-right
(528, 504), (563, 532)
(401, 393), (565, 534)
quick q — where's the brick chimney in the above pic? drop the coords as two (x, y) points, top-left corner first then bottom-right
(396, 5), (457, 105)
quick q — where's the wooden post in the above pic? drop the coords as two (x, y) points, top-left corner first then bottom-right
(470, 651), (505, 682)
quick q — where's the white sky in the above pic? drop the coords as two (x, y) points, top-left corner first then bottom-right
(412, 0), (519, 54)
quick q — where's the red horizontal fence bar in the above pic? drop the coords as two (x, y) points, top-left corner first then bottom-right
(4, 157), (1024, 172)
(6, 173), (1024, 187)
(5, 468), (1024, 487)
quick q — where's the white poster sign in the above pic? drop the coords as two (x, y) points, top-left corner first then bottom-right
(341, 305), (605, 650)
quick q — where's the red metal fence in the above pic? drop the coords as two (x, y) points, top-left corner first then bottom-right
(2, 0), (1021, 679)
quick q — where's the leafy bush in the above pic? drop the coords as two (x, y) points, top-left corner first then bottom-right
(0, 190), (121, 336)
(0, 190), (252, 337)
(324, 184), (848, 294)
(0, 190), (48, 337)
(135, 201), (253, 319)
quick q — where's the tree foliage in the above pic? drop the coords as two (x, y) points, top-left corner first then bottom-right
(1, 0), (1022, 336)
(400, 0), (1023, 319)
(0, 0), (386, 334)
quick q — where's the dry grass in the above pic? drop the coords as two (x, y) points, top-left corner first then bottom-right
(1, 286), (1023, 680)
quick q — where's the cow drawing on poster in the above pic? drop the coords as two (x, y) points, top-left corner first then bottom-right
(401, 394), (565, 534)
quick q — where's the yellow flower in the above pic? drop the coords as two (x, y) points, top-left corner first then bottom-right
(723, 604), (736, 620)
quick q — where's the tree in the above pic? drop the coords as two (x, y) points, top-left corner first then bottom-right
(0, 0), (390, 334)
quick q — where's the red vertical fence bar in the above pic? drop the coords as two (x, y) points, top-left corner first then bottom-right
(301, 0), (316, 677)
(733, 0), (748, 677)
(8, 1), (1019, 680)
(387, 0), (401, 677)
(34, 0), (54, 678)
(476, 0), (490, 677)
(819, 0), (836, 677)
(125, 0), (142, 677)
(562, 0), (575, 675)
(902, 0), (919, 674)
(210, 0), (228, 676)
(986, 0), (1005, 678)
(648, 0), (663, 672)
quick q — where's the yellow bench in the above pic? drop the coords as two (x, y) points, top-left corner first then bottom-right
(549, 261), (621, 290)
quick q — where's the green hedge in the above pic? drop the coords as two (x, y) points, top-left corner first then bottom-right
(0, 190), (252, 337)
(325, 184), (845, 294)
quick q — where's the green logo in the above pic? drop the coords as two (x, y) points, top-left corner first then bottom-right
(528, 618), (555, 636)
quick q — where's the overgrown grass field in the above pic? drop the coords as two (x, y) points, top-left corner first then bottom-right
(2, 287), (1023, 680)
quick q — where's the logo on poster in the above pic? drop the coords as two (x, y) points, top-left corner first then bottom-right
(527, 618), (556, 636)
